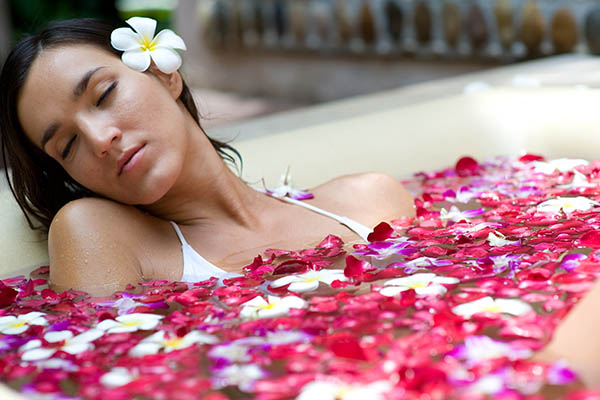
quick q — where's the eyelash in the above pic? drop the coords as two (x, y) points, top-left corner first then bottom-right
(61, 81), (118, 160)
(61, 135), (76, 160)
(96, 81), (117, 107)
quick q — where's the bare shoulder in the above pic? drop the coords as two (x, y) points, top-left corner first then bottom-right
(310, 172), (415, 227)
(48, 198), (175, 296)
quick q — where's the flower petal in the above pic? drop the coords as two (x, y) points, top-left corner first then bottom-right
(150, 47), (182, 73)
(62, 342), (93, 355)
(129, 342), (162, 357)
(22, 347), (57, 361)
(44, 330), (73, 343)
(100, 367), (134, 388)
(153, 29), (187, 50)
(110, 27), (142, 51)
(122, 49), (151, 72)
(125, 17), (156, 42)
(379, 286), (405, 297)
(71, 329), (104, 344)
(287, 281), (320, 293)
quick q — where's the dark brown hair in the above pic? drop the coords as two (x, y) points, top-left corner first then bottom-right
(0, 18), (241, 232)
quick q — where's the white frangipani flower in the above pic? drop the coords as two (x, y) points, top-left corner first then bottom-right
(270, 269), (349, 293)
(451, 336), (532, 367)
(536, 196), (599, 214)
(452, 296), (532, 318)
(212, 364), (266, 393)
(96, 313), (163, 333)
(129, 330), (218, 357)
(0, 312), (48, 335)
(239, 295), (307, 320)
(111, 17), (186, 73)
(380, 273), (458, 297)
(296, 380), (392, 400)
(100, 367), (137, 388)
(487, 232), (519, 247)
(533, 158), (588, 174)
(558, 170), (595, 189)
(20, 329), (104, 361)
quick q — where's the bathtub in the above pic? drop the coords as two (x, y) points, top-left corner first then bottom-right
(1, 86), (600, 398)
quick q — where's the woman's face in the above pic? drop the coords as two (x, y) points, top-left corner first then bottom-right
(18, 44), (189, 204)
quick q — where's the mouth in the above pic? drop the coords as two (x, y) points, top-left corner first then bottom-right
(117, 144), (145, 176)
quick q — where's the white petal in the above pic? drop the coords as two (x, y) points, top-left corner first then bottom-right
(183, 330), (218, 345)
(280, 296), (307, 310)
(44, 330), (73, 343)
(71, 329), (104, 344)
(110, 27), (142, 51)
(415, 284), (447, 296)
(0, 316), (16, 325)
(452, 296), (494, 317)
(150, 47), (182, 73)
(141, 331), (166, 343)
(3, 325), (29, 335)
(495, 299), (532, 316)
(257, 307), (287, 319)
(125, 17), (157, 42)
(287, 281), (320, 293)
(385, 273), (436, 287)
(122, 49), (151, 72)
(433, 276), (460, 285)
(22, 348), (57, 361)
(153, 29), (186, 50)
(379, 286), (405, 297)
(96, 320), (120, 331)
(62, 342), (93, 355)
(242, 296), (269, 308)
(100, 367), (134, 388)
(129, 342), (162, 357)
(270, 275), (300, 288)
(20, 312), (46, 322)
(20, 339), (41, 352)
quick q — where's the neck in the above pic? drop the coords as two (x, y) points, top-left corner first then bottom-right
(141, 114), (265, 228)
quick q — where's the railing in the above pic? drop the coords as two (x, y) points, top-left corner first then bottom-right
(199, 0), (600, 60)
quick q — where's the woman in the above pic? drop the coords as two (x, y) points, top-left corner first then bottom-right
(0, 18), (414, 297)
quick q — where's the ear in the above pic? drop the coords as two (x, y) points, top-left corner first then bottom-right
(147, 63), (183, 100)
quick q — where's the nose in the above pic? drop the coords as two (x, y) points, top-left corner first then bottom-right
(77, 117), (122, 157)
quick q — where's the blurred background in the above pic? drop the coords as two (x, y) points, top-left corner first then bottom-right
(2, 0), (600, 130)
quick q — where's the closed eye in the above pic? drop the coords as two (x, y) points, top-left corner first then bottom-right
(61, 135), (77, 160)
(96, 81), (117, 106)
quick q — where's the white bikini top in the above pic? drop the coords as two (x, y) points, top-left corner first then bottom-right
(171, 192), (372, 283)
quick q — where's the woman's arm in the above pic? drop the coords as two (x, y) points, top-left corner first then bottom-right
(535, 279), (600, 389)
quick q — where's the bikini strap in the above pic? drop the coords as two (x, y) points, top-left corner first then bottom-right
(255, 187), (372, 241)
(169, 221), (189, 246)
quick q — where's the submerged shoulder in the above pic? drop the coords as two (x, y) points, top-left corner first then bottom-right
(312, 172), (415, 225)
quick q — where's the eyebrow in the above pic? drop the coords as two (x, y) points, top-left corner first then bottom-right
(40, 122), (60, 151)
(73, 66), (105, 99)
(40, 66), (106, 150)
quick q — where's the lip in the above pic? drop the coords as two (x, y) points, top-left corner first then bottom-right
(117, 144), (145, 176)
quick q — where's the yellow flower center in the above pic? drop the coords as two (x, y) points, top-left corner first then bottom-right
(482, 305), (503, 313)
(11, 321), (26, 328)
(123, 321), (140, 327)
(259, 303), (276, 310)
(164, 337), (184, 348)
(335, 386), (353, 399)
(140, 37), (156, 52)
(409, 283), (427, 289)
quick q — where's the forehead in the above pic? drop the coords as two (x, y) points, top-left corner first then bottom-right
(17, 45), (121, 144)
